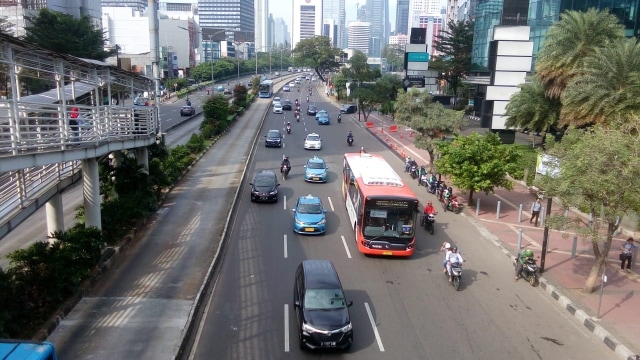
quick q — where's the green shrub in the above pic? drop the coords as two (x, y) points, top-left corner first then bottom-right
(186, 133), (205, 153)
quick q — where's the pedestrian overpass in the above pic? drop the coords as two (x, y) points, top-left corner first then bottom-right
(0, 33), (159, 239)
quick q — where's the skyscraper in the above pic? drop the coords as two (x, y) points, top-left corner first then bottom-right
(348, 21), (371, 55)
(255, 0), (269, 51)
(292, 0), (322, 49)
(199, 0), (254, 33)
(396, 0), (410, 35)
(409, 0), (442, 29)
(323, 0), (346, 48)
(273, 17), (290, 47)
(366, 0), (390, 57)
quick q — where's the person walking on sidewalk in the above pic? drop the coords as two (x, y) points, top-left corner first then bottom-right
(530, 198), (542, 226)
(620, 237), (638, 273)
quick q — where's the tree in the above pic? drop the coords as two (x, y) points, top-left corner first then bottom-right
(375, 74), (403, 115)
(538, 127), (640, 293)
(201, 94), (230, 137)
(430, 20), (474, 97)
(292, 36), (343, 82)
(22, 9), (115, 61)
(381, 44), (404, 72)
(232, 83), (248, 108)
(535, 9), (624, 99)
(342, 51), (381, 121)
(560, 37), (640, 127)
(435, 132), (520, 205)
(394, 89), (467, 173)
(505, 77), (561, 135)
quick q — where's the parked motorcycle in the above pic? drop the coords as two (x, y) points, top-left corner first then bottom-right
(516, 258), (539, 286)
(347, 137), (354, 146)
(410, 165), (418, 179)
(447, 262), (463, 290)
(428, 180), (439, 194)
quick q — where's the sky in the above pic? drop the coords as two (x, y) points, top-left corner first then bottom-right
(276, 0), (398, 34)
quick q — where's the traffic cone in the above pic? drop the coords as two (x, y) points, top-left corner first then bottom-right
(400, 133), (403, 139)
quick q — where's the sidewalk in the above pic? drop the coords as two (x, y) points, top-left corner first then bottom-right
(367, 110), (640, 358)
(319, 89), (640, 359)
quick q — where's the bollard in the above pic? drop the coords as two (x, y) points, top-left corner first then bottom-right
(571, 235), (578, 259)
(517, 228), (523, 251)
(517, 204), (523, 223)
(633, 246), (638, 269)
(496, 201), (501, 220)
(563, 209), (569, 230)
(588, 212), (593, 229)
(476, 198), (480, 216)
(540, 206), (546, 227)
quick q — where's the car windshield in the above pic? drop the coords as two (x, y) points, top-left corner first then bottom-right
(308, 106), (316, 111)
(306, 135), (320, 141)
(298, 203), (323, 214)
(307, 161), (325, 169)
(254, 175), (275, 187)
(268, 131), (280, 138)
(304, 289), (346, 310)
(283, 100), (291, 105)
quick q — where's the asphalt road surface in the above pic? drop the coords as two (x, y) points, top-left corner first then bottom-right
(184, 87), (614, 359)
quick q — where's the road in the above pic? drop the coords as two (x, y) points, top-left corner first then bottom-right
(185, 86), (615, 359)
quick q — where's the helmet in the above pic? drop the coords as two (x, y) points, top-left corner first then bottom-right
(444, 242), (451, 249)
(427, 201), (432, 206)
(287, 121), (291, 125)
(360, 146), (365, 150)
(284, 156), (289, 160)
(524, 249), (534, 258)
(452, 247), (458, 252)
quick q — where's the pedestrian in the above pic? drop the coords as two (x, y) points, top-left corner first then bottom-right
(69, 106), (79, 142)
(530, 198), (541, 226)
(620, 237), (638, 273)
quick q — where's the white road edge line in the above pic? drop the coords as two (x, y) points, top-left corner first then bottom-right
(284, 234), (288, 258)
(328, 196), (335, 211)
(284, 304), (290, 352)
(340, 235), (352, 259)
(364, 302), (385, 352)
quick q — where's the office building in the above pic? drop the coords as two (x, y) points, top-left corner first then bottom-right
(255, 0), (268, 52)
(396, 0), (410, 35)
(416, 14), (444, 56)
(0, 0), (102, 37)
(199, 0), (254, 33)
(409, 0), (441, 28)
(366, 0), (390, 57)
(273, 17), (290, 48)
(323, 0), (346, 48)
(292, 0), (322, 48)
(348, 21), (371, 55)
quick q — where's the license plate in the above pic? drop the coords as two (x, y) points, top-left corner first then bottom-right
(382, 251), (393, 255)
(321, 342), (336, 347)
(304, 228), (315, 232)
(313, 177), (319, 180)
(261, 196), (268, 200)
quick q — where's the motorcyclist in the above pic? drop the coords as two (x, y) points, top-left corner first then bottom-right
(440, 242), (452, 273)
(424, 201), (436, 216)
(306, 95), (309, 102)
(286, 122), (291, 132)
(360, 146), (366, 154)
(185, 98), (191, 106)
(347, 131), (353, 140)
(446, 247), (464, 282)
(338, 113), (342, 122)
(515, 249), (534, 281)
(280, 156), (291, 173)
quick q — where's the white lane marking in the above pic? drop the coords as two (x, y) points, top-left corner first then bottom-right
(283, 195), (287, 209)
(328, 196), (335, 211)
(284, 304), (290, 352)
(284, 234), (288, 258)
(341, 235), (352, 259)
(364, 302), (385, 352)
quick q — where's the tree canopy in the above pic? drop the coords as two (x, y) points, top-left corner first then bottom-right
(292, 36), (342, 82)
(429, 20), (474, 97)
(23, 9), (114, 61)
(505, 77), (561, 135)
(435, 132), (519, 205)
(538, 127), (640, 293)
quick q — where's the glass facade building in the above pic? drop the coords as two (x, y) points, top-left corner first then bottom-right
(471, 0), (640, 72)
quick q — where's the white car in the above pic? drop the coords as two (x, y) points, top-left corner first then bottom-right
(272, 96), (281, 106)
(273, 103), (283, 114)
(289, 82), (296, 87)
(304, 133), (322, 150)
(283, 85), (290, 92)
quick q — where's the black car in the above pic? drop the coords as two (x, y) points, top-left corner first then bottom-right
(180, 105), (195, 116)
(265, 129), (282, 147)
(250, 170), (279, 202)
(294, 260), (353, 351)
(340, 104), (357, 114)
(307, 105), (317, 116)
(282, 99), (293, 110)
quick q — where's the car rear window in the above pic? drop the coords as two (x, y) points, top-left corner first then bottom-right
(268, 130), (280, 138)
(298, 203), (323, 214)
(255, 174), (275, 186)
(307, 135), (320, 141)
(304, 289), (346, 309)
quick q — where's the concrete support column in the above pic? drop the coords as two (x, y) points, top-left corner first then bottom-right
(45, 192), (64, 239)
(82, 158), (102, 230)
(136, 147), (149, 172)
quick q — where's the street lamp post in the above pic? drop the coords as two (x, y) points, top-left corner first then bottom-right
(208, 35), (214, 86)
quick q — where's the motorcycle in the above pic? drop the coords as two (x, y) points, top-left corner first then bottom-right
(347, 137), (354, 146)
(296, 114), (300, 122)
(448, 262), (463, 290)
(281, 165), (290, 180)
(409, 165), (418, 179)
(516, 258), (539, 286)
(444, 196), (463, 214)
(337, 114), (342, 123)
(422, 213), (436, 235)
(428, 180), (439, 194)
(286, 125), (291, 134)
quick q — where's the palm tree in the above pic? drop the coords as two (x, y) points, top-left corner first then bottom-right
(535, 8), (624, 99)
(560, 38), (640, 128)
(505, 78), (561, 135)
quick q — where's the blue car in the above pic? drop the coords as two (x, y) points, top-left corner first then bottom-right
(317, 113), (330, 125)
(304, 156), (328, 183)
(293, 194), (327, 234)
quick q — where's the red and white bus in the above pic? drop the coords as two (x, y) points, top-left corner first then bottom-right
(342, 153), (420, 256)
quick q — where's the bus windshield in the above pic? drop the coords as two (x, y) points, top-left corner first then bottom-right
(363, 206), (415, 239)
